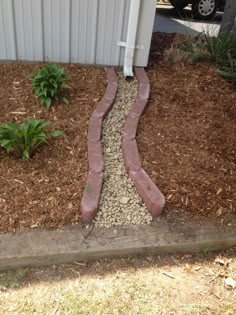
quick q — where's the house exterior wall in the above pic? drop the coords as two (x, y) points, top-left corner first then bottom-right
(0, 0), (156, 66)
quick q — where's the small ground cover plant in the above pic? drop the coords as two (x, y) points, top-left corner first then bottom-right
(29, 64), (70, 110)
(0, 119), (64, 160)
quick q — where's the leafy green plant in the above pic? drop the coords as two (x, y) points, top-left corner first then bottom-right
(0, 119), (64, 160)
(29, 64), (70, 110)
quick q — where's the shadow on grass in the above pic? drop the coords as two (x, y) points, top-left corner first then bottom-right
(1, 246), (235, 291)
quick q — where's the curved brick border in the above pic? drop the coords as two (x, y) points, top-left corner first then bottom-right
(122, 68), (166, 217)
(80, 68), (118, 222)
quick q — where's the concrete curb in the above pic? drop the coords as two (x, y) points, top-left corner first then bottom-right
(0, 220), (235, 271)
(80, 68), (118, 222)
(122, 68), (165, 217)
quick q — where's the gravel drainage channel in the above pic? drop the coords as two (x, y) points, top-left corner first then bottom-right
(94, 73), (153, 228)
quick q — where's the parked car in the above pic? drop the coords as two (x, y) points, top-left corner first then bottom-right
(169, 0), (226, 20)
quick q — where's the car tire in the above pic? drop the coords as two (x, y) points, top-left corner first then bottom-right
(169, 0), (189, 10)
(192, 0), (217, 20)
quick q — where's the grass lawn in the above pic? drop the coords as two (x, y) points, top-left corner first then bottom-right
(0, 248), (235, 314)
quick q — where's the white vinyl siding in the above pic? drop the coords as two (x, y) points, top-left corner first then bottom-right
(0, 0), (156, 66)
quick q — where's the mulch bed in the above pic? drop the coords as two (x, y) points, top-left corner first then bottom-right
(0, 64), (106, 233)
(138, 65), (236, 218)
(138, 41), (236, 220)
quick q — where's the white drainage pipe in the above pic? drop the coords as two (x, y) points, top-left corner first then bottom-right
(123, 0), (141, 78)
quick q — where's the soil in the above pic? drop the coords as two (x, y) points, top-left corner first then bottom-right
(138, 33), (236, 221)
(0, 64), (106, 233)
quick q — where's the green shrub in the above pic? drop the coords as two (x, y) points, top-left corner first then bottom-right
(202, 32), (236, 64)
(0, 119), (64, 160)
(29, 64), (70, 110)
(180, 32), (236, 65)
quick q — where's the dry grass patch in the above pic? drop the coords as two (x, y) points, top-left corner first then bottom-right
(0, 249), (235, 314)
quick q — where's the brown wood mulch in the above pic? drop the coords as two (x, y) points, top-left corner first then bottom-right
(137, 60), (236, 220)
(0, 64), (106, 233)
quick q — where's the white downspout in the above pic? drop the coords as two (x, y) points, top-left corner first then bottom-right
(123, 0), (141, 77)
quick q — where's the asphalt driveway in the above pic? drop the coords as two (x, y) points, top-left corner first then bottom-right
(154, 4), (223, 36)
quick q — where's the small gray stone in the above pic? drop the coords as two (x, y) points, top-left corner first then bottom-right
(120, 197), (130, 204)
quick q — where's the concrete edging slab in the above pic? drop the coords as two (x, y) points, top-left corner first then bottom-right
(0, 221), (235, 271)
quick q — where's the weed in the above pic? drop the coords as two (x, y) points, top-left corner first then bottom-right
(61, 293), (91, 315)
(29, 64), (70, 110)
(200, 247), (209, 257)
(220, 303), (235, 315)
(0, 269), (28, 291)
(0, 119), (64, 160)
(163, 44), (192, 65)
(182, 303), (211, 315)
(61, 283), (155, 315)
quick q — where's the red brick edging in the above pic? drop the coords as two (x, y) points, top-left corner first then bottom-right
(80, 68), (118, 222)
(122, 68), (166, 217)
